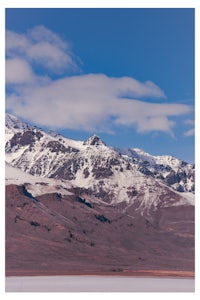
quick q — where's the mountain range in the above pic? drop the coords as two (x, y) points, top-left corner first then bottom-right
(5, 113), (195, 275)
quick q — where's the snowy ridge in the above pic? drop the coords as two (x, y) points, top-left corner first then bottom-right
(117, 147), (192, 170)
(115, 147), (195, 193)
(5, 113), (194, 212)
(6, 114), (33, 131)
(132, 148), (183, 167)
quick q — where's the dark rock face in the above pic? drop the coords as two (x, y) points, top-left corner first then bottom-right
(176, 185), (185, 193)
(83, 135), (106, 146)
(83, 168), (90, 178)
(30, 221), (40, 227)
(47, 141), (69, 154)
(137, 162), (195, 193)
(126, 187), (138, 197)
(164, 169), (195, 192)
(93, 188), (115, 203)
(47, 141), (79, 154)
(50, 160), (75, 180)
(138, 166), (154, 176)
(94, 214), (111, 223)
(92, 166), (113, 179)
(165, 170), (180, 185)
(76, 196), (92, 208)
(8, 130), (43, 149)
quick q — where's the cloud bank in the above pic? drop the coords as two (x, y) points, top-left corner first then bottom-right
(6, 26), (193, 137)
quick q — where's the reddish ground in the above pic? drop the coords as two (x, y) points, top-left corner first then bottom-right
(6, 184), (195, 279)
(6, 269), (194, 278)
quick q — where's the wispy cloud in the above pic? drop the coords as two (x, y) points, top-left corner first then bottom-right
(183, 119), (194, 137)
(6, 25), (79, 74)
(184, 119), (194, 126)
(5, 26), (193, 137)
(184, 128), (195, 137)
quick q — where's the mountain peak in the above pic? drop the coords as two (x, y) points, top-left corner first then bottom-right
(6, 113), (30, 131)
(83, 134), (106, 146)
(5, 113), (39, 132)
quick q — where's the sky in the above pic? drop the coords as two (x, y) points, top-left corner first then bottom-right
(5, 7), (195, 163)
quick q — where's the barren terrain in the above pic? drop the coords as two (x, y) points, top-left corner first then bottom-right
(6, 184), (194, 277)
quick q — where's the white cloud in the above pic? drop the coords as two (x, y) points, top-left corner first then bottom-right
(109, 76), (166, 99)
(6, 30), (30, 56)
(137, 117), (175, 137)
(6, 26), (78, 74)
(27, 42), (76, 73)
(6, 58), (35, 84)
(5, 26), (193, 137)
(27, 25), (68, 50)
(6, 73), (192, 135)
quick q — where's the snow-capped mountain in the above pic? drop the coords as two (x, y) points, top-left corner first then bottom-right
(115, 147), (195, 193)
(5, 113), (194, 213)
(5, 114), (195, 275)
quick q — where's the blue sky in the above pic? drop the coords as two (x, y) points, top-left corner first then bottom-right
(5, 8), (195, 162)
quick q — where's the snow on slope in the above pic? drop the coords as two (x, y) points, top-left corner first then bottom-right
(5, 163), (73, 197)
(5, 113), (194, 212)
(6, 113), (84, 151)
(115, 147), (195, 193)
(118, 147), (191, 170)
(133, 148), (183, 168)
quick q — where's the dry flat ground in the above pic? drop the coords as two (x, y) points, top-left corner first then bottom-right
(5, 275), (195, 292)
(6, 269), (194, 278)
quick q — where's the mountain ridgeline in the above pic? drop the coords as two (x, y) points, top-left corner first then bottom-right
(5, 113), (195, 275)
(5, 113), (194, 208)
